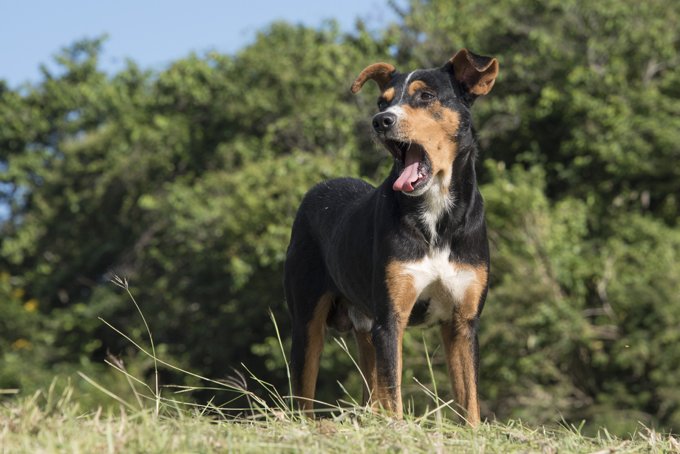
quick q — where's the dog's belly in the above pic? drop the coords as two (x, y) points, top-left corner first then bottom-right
(407, 288), (457, 327)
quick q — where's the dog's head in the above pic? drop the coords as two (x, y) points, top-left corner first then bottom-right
(351, 49), (498, 196)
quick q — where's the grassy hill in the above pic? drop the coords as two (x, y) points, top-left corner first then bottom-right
(3, 292), (678, 453)
(1, 383), (678, 453)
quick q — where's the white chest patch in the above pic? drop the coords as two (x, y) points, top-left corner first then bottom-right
(401, 248), (478, 324)
(419, 184), (454, 241)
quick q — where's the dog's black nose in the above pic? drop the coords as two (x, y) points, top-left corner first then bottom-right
(372, 112), (397, 133)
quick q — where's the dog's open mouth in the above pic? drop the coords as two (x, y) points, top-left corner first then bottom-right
(385, 140), (432, 193)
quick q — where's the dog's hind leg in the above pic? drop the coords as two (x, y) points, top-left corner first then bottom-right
(354, 330), (377, 407)
(289, 293), (332, 414)
(284, 230), (332, 415)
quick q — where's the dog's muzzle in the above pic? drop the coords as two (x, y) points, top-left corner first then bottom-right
(372, 112), (397, 133)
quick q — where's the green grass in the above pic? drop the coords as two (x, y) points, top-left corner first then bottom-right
(2, 384), (679, 453)
(3, 279), (678, 453)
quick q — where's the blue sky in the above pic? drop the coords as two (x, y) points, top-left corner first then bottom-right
(0, 0), (398, 87)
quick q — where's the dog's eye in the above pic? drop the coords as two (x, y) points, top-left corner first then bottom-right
(377, 99), (389, 110)
(419, 91), (435, 102)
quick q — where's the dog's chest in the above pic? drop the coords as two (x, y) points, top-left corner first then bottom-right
(402, 248), (477, 325)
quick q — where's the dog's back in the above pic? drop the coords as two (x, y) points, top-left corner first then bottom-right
(287, 177), (373, 252)
(284, 176), (380, 315)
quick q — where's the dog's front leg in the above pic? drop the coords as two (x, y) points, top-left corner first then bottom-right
(441, 263), (488, 427)
(371, 313), (407, 418)
(441, 318), (481, 426)
(372, 261), (418, 418)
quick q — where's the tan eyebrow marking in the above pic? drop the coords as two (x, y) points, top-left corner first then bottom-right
(407, 80), (430, 96)
(382, 87), (396, 102)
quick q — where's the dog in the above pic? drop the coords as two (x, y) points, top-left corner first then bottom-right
(283, 49), (498, 426)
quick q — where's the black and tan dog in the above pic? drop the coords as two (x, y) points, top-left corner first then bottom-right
(284, 49), (498, 426)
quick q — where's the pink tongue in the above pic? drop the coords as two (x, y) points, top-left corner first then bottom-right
(393, 148), (421, 192)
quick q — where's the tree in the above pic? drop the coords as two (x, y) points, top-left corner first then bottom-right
(392, 0), (680, 432)
(1, 0), (679, 434)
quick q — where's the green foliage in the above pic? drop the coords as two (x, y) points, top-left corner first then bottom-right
(390, 0), (680, 432)
(1, 0), (679, 435)
(398, 0), (680, 220)
(479, 164), (593, 423)
(0, 23), (393, 407)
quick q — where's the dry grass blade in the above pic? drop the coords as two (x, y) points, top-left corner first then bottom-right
(110, 275), (160, 417)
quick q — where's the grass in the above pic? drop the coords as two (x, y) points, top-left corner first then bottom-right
(2, 278), (679, 453)
(2, 385), (679, 453)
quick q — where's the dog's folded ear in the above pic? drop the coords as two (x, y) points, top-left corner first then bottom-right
(351, 63), (396, 94)
(449, 49), (499, 96)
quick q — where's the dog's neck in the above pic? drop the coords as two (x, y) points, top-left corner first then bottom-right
(389, 142), (481, 246)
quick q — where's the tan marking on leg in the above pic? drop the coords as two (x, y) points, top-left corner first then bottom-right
(380, 261), (419, 418)
(441, 322), (479, 426)
(385, 261), (418, 324)
(381, 87), (395, 103)
(298, 293), (333, 413)
(372, 333), (408, 418)
(441, 263), (487, 427)
(455, 263), (488, 318)
(355, 330), (378, 407)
